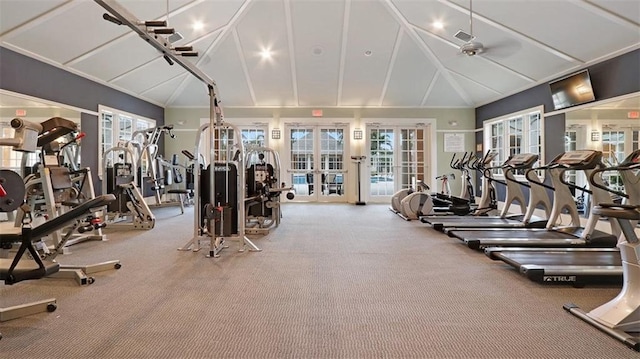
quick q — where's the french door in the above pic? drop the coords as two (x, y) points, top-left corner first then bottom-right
(366, 126), (430, 203)
(285, 124), (348, 202)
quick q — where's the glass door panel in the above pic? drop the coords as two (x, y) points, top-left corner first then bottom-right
(285, 125), (348, 202)
(319, 128), (346, 200)
(288, 127), (316, 200)
(368, 128), (395, 199)
(399, 129), (425, 189)
(366, 126), (429, 203)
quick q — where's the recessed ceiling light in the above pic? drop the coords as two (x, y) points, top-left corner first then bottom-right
(192, 20), (204, 31)
(432, 21), (444, 30)
(312, 46), (324, 56)
(364, 50), (372, 56)
(260, 48), (273, 60)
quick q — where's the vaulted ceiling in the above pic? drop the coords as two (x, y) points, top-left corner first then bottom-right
(1, 0), (639, 109)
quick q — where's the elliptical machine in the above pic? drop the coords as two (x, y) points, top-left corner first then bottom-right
(435, 152), (478, 215)
(397, 180), (432, 220)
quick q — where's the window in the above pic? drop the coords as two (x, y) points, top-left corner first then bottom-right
(197, 120), (268, 164)
(365, 124), (431, 200)
(601, 130), (626, 192)
(484, 107), (543, 177)
(1, 120), (67, 174)
(241, 129), (266, 150)
(564, 130), (578, 187)
(99, 106), (156, 177)
(1, 123), (23, 172)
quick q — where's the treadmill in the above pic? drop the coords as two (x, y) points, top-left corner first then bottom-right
(422, 153), (548, 231)
(450, 150), (619, 250)
(484, 149), (640, 286)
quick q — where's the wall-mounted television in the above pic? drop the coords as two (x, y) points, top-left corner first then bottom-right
(549, 70), (596, 110)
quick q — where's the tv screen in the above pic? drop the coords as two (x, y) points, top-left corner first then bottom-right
(549, 70), (596, 110)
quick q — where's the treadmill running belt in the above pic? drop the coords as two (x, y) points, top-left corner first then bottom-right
(495, 250), (622, 267)
(449, 229), (570, 239)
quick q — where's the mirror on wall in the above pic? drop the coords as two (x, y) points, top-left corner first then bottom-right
(0, 90), (82, 173)
(564, 93), (639, 213)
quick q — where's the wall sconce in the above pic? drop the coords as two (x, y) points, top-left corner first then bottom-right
(353, 129), (363, 140)
(271, 129), (281, 140)
(590, 130), (600, 141)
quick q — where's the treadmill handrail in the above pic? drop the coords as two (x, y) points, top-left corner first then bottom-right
(483, 167), (507, 187)
(503, 166), (532, 188)
(559, 166), (596, 195)
(525, 168), (554, 191)
(588, 162), (639, 199)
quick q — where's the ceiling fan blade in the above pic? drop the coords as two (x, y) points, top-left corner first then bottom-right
(484, 39), (522, 59)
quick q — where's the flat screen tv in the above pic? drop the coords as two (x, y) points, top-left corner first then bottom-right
(549, 70), (596, 110)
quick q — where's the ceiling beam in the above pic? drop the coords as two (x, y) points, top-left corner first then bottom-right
(378, 27), (403, 106)
(420, 71), (439, 106)
(232, 28), (257, 106)
(336, 0), (351, 107)
(283, 0), (299, 106)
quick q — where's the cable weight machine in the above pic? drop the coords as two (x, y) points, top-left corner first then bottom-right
(95, 0), (260, 258)
(178, 115), (261, 257)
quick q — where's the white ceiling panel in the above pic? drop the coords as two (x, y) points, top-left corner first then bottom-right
(291, 0), (344, 107)
(117, 0), (195, 21)
(149, 0), (244, 44)
(588, 0), (640, 25)
(472, 0), (640, 62)
(1, 0), (638, 109)
(450, 72), (499, 105)
(235, 0), (295, 106)
(69, 35), (161, 81)
(423, 73), (468, 107)
(166, 76), (213, 107)
(391, 0), (466, 36)
(341, 0), (400, 106)
(382, 32), (438, 107)
(141, 73), (190, 105)
(416, 25), (563, 99)
(112, 56), (187, 93)
(3, 2), (129, 64)
(200, 34), (254, 107)
(0, 0), (69, 35)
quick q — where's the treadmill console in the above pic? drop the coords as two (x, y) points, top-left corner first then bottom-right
(555, 150), (602, 168)
(483, 151), (498, 164)
(505, 153), (538, 168)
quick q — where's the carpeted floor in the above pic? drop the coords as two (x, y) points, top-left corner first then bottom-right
(0, 203), (635, 358)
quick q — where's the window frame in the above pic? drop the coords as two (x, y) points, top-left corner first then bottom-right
(483, 106), (545, 180)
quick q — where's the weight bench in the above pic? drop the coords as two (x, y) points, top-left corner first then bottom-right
(0, 194), (116, 285)
(0, 194), (115, 338)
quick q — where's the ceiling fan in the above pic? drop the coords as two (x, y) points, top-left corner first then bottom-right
(453, 0), (484, 56)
